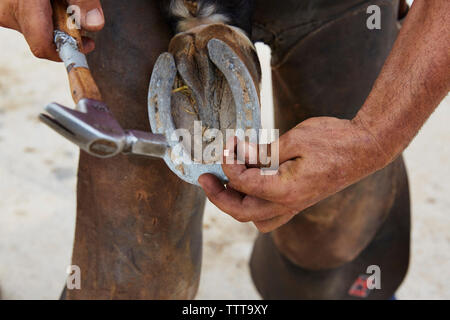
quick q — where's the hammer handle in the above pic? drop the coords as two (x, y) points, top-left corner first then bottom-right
(52, 0), (102, 103)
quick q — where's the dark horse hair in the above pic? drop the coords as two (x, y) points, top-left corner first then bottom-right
(160, 0), (254, 35)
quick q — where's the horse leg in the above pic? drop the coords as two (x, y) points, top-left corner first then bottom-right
(63, 0), (206, 300)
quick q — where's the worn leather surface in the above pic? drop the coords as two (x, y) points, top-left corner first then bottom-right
(66, 0), (206, 299)
(250, 158), (410, 299)
(249, 0), (411, 299)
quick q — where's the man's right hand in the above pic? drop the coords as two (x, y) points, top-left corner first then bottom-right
(0, 0), (104, 61)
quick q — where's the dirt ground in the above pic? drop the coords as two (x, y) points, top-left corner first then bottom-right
(0, 25), (448, 300)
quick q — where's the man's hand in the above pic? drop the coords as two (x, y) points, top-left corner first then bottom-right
(0, 0), (104, 61)
(199, 0), (449, 234)
(199, 117), (389, 233)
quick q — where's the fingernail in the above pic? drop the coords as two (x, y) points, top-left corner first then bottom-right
(86, 8), (104, 28)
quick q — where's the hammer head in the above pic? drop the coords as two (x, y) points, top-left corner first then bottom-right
(40, 98), (170, 159)
(39, 99), (128, 158)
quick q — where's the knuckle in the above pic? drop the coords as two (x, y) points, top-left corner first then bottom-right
(234, 212), (251, 223)
(260, 175), (282, 198)
(30, 45), (50, 59)
(282, 189), (299, 207)
(246, 179), (261, 194)
(245, 175), (268, 195)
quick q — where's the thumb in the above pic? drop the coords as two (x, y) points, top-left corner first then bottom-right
(68, 0), (105, 31)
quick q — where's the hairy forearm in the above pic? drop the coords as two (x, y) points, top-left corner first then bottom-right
(353, 0), (450, 165)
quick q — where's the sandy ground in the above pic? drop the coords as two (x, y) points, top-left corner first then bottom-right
(0, 25), (448, 300)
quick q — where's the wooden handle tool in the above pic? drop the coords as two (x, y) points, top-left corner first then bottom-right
(41, 1), (169, 160)
(52, 0), (102, 103)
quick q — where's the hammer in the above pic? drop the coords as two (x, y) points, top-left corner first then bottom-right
(40, 0), (168, 159)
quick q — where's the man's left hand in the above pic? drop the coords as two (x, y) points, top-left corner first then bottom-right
(198, 116), (390, 233)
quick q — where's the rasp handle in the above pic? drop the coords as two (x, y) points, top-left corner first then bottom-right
(52, 0), (102, 103)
